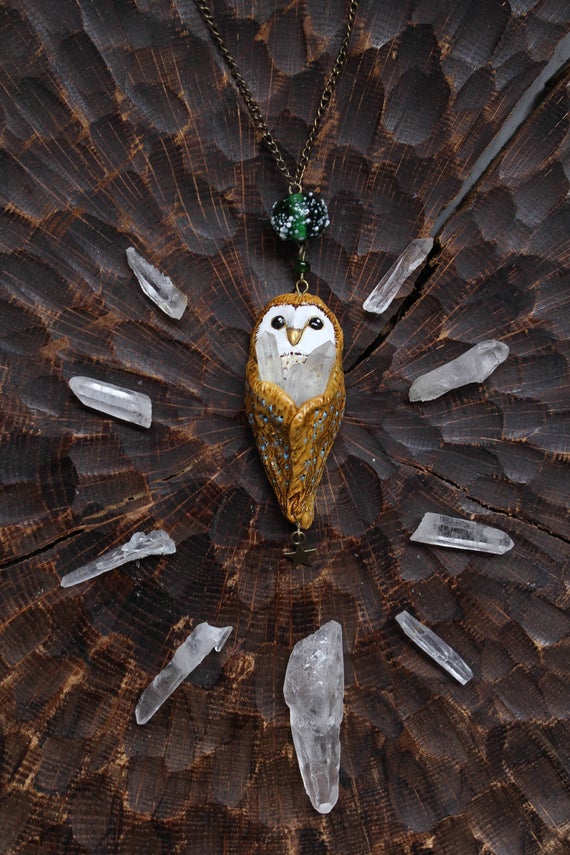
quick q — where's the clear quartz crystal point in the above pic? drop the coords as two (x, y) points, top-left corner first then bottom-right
(135, 622), (233, 725)
(410, 512), (514, 554)
(409, 339), (509, 402)
(69, 376), (152, 428)
(60, 530), (176, 587)
(256, 334), (335, 408)
(256, 330), (284, 385)
(283, 620), (344, 814)
(126, 246), (187, 319)
(363, 238), (434, 314)
(284, 341), (336, 407)
(396, 610), (473, 685)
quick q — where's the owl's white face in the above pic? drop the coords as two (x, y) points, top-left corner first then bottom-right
(256, 304), (335, 373)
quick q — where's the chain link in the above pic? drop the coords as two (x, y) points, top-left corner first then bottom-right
(193, 0), (358, 190)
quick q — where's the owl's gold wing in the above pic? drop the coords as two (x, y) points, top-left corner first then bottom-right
(244, 360), (297, 521)
(288, 363), (346, 529)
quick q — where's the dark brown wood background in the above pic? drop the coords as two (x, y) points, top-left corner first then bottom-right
(1, 1), (569, 852)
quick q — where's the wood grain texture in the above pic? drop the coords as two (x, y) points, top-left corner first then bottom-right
(0, 1), (569, 852)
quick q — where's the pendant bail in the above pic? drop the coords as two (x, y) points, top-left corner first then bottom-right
(294, 242), (311, 293)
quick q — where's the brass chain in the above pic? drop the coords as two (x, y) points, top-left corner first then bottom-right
(193, 0), (359, 192)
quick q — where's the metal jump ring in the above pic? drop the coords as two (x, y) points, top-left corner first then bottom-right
(290, 524), (305, 546)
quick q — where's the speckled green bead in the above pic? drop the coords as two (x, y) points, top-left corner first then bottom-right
(271, 192), (330, 241)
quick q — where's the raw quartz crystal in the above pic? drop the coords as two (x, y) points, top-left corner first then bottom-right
(363, 238), (434, 314)
(135, 622), (233, 725)
(409, 339), (509, 402)
(256, 331), (336, 407)
(126, 246), (187, 319)
(411, 512), (514, 554)
(60, 530), (176, 587)
(283, 621), (344, 814)
(396, 610), (473, 685)
(69, 376), (152, 428)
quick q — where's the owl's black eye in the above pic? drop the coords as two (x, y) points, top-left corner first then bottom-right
(271, 315), (286, 329)
(308, 316), (324, 330)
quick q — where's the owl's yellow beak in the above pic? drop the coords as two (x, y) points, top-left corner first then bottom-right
(286, 327), (304, 346)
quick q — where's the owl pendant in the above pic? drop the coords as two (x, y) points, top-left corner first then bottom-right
(245, 292), (345, 530)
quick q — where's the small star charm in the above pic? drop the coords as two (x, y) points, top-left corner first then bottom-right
(284, 542), (316, 567)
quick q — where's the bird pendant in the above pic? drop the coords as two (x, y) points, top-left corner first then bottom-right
(245, 292), (345, 530)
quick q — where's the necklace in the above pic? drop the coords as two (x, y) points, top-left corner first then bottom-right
(194, 0), (358, 194)
(195, 1), (359, 558)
